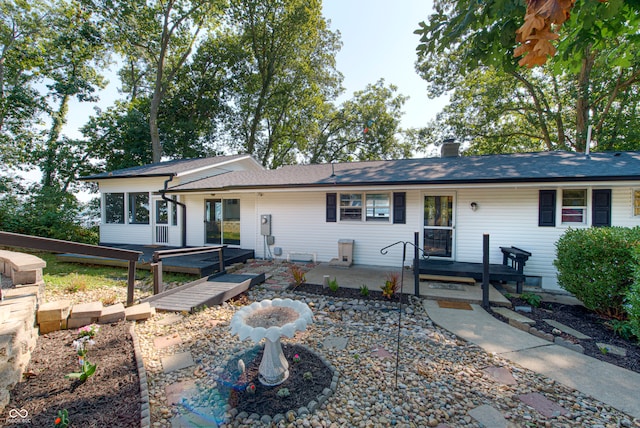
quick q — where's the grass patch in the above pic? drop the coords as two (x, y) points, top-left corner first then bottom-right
(24, 251), (196, 293)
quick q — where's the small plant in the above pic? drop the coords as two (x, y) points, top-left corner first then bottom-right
(290, 265), (306, 288)
(359, 284), (369, 297)
(292, 353), (301, 363)
(303, 371), (313, 381)
(101, 293), (118, 306)
(55, 409), (69, 427)
(66, 360), (97, 382)
(606, 319), (636, 341)
(598, 345), (609, 355)
(519, 292), (542, 307)
(65, 274), (88, 293)
(381, 272), (400, 299)
(353, 353), (360, 361)
(277, 387), (290, 397)
(77, 324), (100, 339)
(328, 277), (339, 292)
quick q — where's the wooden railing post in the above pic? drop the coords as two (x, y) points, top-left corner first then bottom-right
(127, 260), (137, 306)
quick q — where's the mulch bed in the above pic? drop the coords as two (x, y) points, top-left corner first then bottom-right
(294, 282), (411, 303)
(2, 321), (140, 427)
(217, 344), (333, 416)
(489, 297), (640, 374)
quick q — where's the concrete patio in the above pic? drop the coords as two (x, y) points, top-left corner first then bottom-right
(303, 262), (512, 306)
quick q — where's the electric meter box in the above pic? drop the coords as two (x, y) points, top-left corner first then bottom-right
(260, 214), (272, 236)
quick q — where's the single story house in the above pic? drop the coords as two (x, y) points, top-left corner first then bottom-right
(81, 147), (640, 292)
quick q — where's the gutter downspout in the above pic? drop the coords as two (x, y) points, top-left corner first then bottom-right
(161, 176), (187, 247)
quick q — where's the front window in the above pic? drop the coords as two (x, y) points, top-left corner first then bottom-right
(562, 189), (586, 224)
(340, 194), (362, 221)
(366, 193), (390, 222)
(104, 193), (124, 224)
(634, 190), (640, 217)
(128, 192), (149, 224)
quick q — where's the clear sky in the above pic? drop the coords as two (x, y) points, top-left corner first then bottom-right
(63, 0), (447, 139)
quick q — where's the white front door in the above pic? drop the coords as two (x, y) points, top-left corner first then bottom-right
(423, 194), (455, 258)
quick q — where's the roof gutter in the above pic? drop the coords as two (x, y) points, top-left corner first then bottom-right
(162, 175), (640, 194)
(161, 176), (187, 247)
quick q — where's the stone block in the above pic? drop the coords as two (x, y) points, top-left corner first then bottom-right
(11, 269), (42, 286)
(70, 301), (103, 319)
(98, 303), (125, 324)
(125, 302), (154, 321)
(38, 320), (61, 335)
(161, 352), (194, 373)
(543, 319), (591, 339)
(508, 318), (531, 333)
(37, 300), (71, 323)
(67, 317), (96, 329)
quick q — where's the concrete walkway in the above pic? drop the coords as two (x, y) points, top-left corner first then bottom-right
(423, 300), (640, 420)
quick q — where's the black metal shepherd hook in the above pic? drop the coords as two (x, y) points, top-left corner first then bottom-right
(379, 239), (429, 390)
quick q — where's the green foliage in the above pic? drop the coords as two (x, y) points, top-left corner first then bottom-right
(289, 264), (306, 288)
(303, 371), (313, 381)
(65, 360), (97, 382)
(276, 387), (290, 398)
(554, 227), (640, 319)
(627, 246), (640, 342)
(519, 292), (542, 308)
(55, 409), (69, 427)
(606, 319), (636, 342)
(327, 277), (339, 292)
(381, 272), (400, 299)
(359, 284), (369, 297)
(414, 0), (640, 154)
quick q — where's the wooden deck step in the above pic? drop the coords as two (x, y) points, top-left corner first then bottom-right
(142, 273), (265, 312)
(419, 274), (476, 285)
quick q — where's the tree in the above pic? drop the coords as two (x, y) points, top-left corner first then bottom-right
(0, 0), (48, 170)
(415, 0), (640, 153)
(36, 0), (110, 189)
(87, 0), (226, 162)
(223, 0), (343, 167)
(305, 79), (411, 163)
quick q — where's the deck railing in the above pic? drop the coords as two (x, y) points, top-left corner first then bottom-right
(150, 246), (225, 294)
(0, 232), (143, 305)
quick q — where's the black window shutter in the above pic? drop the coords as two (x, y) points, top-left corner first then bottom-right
(326, 193), (337, 222)
(592, 189), (611, 227)
(539, 190), (556, 227)
(393, 192), (406, 224)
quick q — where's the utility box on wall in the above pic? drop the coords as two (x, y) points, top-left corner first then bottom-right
(260, 214), (272, 236)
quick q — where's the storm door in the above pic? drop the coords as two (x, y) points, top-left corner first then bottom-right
(423, 195), (455, 258)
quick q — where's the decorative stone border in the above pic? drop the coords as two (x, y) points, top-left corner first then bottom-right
(129, 323), (151, 428)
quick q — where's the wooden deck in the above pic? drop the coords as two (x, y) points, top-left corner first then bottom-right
(418, 259), (524, 284)
(142, 273), (266, 312)
(57, 244), (255, 276)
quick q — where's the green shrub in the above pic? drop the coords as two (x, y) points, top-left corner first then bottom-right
(554, 227), (640, 319)
(627, 246), (640, 342)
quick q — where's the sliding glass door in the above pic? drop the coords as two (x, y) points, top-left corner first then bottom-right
(205, 199), (240, 245)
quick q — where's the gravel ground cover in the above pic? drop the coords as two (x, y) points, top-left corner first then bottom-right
(14, 260), (640, 427)
(133, 261), (639, 427)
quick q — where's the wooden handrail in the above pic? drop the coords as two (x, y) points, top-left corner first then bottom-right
(150, 246), (225, 294)
(0, 232), (142, 306)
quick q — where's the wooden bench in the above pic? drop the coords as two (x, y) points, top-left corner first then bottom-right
(0, 250), (47, 286)
(500, 246), (532, 293)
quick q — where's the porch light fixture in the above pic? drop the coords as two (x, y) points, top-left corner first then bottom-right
(470, 202), (478, 211)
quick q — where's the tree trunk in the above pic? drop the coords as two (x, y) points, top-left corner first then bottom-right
(575, 49), (595, 153)
(511, 71), (553, 150)
(42, 94), (70, 188)
(150, 89), (162, 163)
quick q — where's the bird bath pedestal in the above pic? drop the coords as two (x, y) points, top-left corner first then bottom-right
(230, 298), (313, 386)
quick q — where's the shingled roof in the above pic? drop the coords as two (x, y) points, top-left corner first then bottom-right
(164, 151), (640, 193)
(80, 154), (254, 180)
